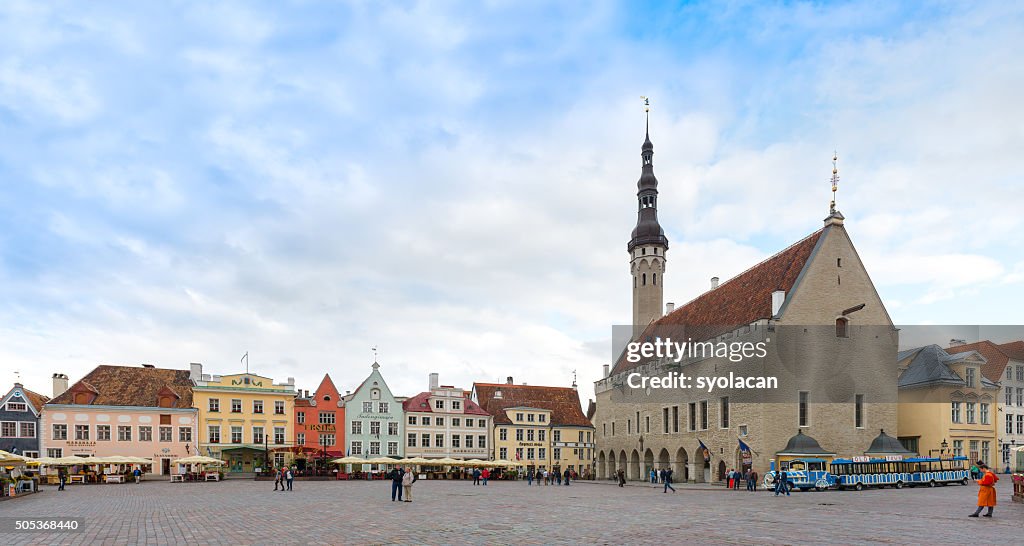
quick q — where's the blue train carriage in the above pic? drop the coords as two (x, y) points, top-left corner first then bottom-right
(829, 455), (969, 490)
(763, 458), (836, 491)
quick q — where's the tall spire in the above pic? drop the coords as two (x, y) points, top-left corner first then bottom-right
(830, 151), (839, 214)
(629, 97), (669, 338)
(628, 96), (667, 252)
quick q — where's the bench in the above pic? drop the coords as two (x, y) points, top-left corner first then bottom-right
(170, 474), (184, 483)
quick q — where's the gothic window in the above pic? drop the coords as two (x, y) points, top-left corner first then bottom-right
(653, 273), (657, 285)
(642, 273), (647, 286)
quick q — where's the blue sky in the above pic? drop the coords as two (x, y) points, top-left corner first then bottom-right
(1, 1), (1022, 403)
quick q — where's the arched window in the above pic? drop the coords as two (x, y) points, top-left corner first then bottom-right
(653, 273), (657, 285)
(323, 395), (331, 402)
(642, 273), (647, 286)
(642, 248), (646, 255)
(836, 317), (849, 338)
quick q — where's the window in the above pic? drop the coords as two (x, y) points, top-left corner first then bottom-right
(526, 447), (534, 460)
(321, 433), (336, 446)
(1018, 388), (1023, 406)
(118, 426), (132, 441)
(612, 422), (615, 435)
(139, 426), (152, 442)
(516, 429), (523, 441)
(229, 426), (242, 443)
(435, 434), (444, 447)
(435, 417), (444, 427)
(363, 401), (373, 413)
(452, 418), (461, 427)
(452, 435), (460, 448)
(553, 447), (560, 459)
(94, 425), (110, 441)
(855, 394), (864, 428)
(253, 426), (264, 444)
(970, 440), (979, 459)
(422, 416), (431, 426)
(478, 419), (486, 427)
(527, 429), (535, 441)
(1018, 366), (1024, 381)
(75, 424), (90, 441)
(253, 400), (264, 414)
(19, 421), (36, 438)
(538, 415), (545, 423)
(388, 441), (398, 456)
(209, 398), (220, 412)
(981, 403), (990, 425)
(408, 433), (417, 447)
(499, 447), (508, 459)
(465, 435), (473, 448)
(720, 397), (730, 428)
(319, 411), (335, 424)
(274, 401), (285, 415)
(53, 423), (67, 441)
(966, 368), (976, 388)
(663, 407), (670, 433)
(553, 430), (561, 442)
(351, 441), (362, 455)
(421, 434), (430, 447)
(208, 425), (220, 443)
(435, 400), (444, 409)
(538, 429), (545, 442)
(539, 447), (546, 459)
(1018, 415), (1023, 435)
(688, 402), (696, 432)
(297, 432), (305, 445)
(672, 406), (679, 433)
(966, 402), (976, 424)
(274, 453), (285, 467)
(645, 415), (650, 433)
(379, 402), (389, 414)
(231, 399), (242, 413)
(982, 441), (990, 464)
(478, 435), (486, 448)
(3, 422), (19, 437)
(700, 400), (709, 430)
(953, 439), (964, 457)
(739, 425), (748, 436)
(951, 402), (961, 423)
(297, 411), (305, 424)
(157, 426), (171, 442)
(23, 451), (38, 458)
(1007, 387), (1014, 406)
(516, 413), (524, 422)
(408, 416), (417, 425)
(499, 428), (507, 441)
(452, 400), (461, 410)
(388, 422), (398, 435)
(1007, 414), (1014, 435)
(515, 448), (523, 460)
(836, 317), (848, 338)
(370, 421), (380, 436)
(47, 448), (63, 458)
(6, 402), (26, 411)
(799, 392), (809, 427)
(351, 421), (362, 435)
(274, 427), (285, 444)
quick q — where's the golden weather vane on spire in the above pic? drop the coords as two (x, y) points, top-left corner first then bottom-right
(830, 151), (840, 214)
(640, 96), (650, 112)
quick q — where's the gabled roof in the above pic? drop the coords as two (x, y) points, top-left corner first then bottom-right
(473, 383), (592, 427)
(402, 391), (490, 416)
(2, 385), (50, 415)
(612, 228), (825, 375)
(48, 365), (194, 408)
(997, 341), (1024, 363)
(945, 340), (1013, 383)
(898, 345), (990, 388)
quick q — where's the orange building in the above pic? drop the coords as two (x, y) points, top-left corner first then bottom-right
(293, 374), (344, 472)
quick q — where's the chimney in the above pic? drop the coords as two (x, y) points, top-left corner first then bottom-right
(949, 339), (966, 347)
(602, 364), (610, 377)
(665, 302), (675, 314)
(305, 390), (310, 398)
(771, 290), (786, 317)
(429, 373), (439, 390)
(52, 373), (69, 398)
(287, 377), (295, 386)
(189, 363), (203, 382)
(711, 277), (719, 289)
(506, 376), (513, 385)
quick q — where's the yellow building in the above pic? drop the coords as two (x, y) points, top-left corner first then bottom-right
(190, 363), (297, 473)
(897, 345), (999, 462)
(472, 378), (595, 476)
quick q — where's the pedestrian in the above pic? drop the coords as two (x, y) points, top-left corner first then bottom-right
(402, 466), (415, 502)
(617, 468), (626, 487)
(527, 468), (534, 485)
(133, 466), (142, 484)
(970, 463), (979, 480)
(735, 469), (742, 490)
(273, 467), (281, 491)
(390, 466), (404, 502)
(543, 469), (549, 485)
(563, 468), (571, 486)
(556, 469), (562, 485)
(286, 466), (294, 491)
(482, 468), (490, 486)
(663, 468), (676, 493)
(748, 469), (758, 492)
(472, 467), (481, 485)
(279, 468), (286, 493)
(969, 462), (998, 517)
(58, 468), (66, 491)
(774, 470), (790, 496)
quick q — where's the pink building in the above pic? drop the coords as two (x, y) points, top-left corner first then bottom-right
(41, 365), (198, 476)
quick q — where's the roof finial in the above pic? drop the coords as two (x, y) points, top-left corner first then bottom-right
(640, 95), (650, 137)
(371, 345), (378, 364)
(830, 150), (840, 214)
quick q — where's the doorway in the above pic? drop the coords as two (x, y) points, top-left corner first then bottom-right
(161, 458), (170, 475)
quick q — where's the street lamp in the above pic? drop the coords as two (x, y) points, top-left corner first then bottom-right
(941, 438), (949, 455)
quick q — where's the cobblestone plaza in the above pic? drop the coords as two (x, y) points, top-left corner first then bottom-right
(1, 479), (1019, 545)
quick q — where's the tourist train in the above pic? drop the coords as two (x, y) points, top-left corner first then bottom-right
(763, 456), (970, 492)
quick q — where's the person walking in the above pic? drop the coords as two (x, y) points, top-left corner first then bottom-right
(286, 466), (294, 491)
(617, 468), (626, 487)
(556, 469), (562, 486)
(563, 468), (571, 486)
(481, 468), (490, 486)
(390, 466), (404, 502)
(279, 468), (287, 493)
(664, 468), (676, 493)
(133, 466), (142, 484)
(748, 469), (758, 492)
(402, 466), (415, 502)
(273, 467), (281, 491)
(527, 468), (534, 485)
(774, 470), (790, 496)
(969, 463), (979, 480)
(58, 468), (66, 491)
(969, 462), (999, 517)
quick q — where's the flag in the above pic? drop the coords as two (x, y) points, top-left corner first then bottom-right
(698, 439), (711, 462)
(738, 439), (751, 453)
(738, 439), (753, 465)
(206, 447), (213, 457)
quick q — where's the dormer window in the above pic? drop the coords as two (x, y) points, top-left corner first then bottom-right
(966, 367), (976, 388)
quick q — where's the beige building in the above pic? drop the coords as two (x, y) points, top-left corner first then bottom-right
(474, 379), (595, 474)
(897, 345), (999, 462)
(403, 373), (492, 460)
(593, 123), (898, 482)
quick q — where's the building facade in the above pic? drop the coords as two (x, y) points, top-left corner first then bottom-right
(403, 373), (491, 460)
(592, 122), (898, 482)
(293, 374), (344, 469)
(190, 363), (297, 473)
(40, 365), (197, 475)
(343, 362), (404, 459)
(897, 345), (999, 462)
(474, 379), (595, 475)
(0, 383), (50, 457)
(946, 340), (1024, 468)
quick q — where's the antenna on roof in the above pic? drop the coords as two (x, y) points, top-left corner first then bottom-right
(830, 151), (840, 214)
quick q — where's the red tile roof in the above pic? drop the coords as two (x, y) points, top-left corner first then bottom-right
(998, 341), (1024, 363)
(402, 391), (490, 416)
(612, 228), (825, 375)
(48, 365), (194, 408)
(22, 388), (50, 413)
(473, 383), (592, 427)
(946, 341), (1014, 382)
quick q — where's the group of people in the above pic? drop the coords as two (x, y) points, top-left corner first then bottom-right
(272, 466), (294, 491)
(724, 468), (759, 491)
(389, 466), (417, 502)
(471, 467), (490, 485)
(525, 467), (575, 486)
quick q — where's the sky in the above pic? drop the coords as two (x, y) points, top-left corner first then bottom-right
(1, 1), (1022, 406)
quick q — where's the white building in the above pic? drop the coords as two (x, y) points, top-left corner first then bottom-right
(403, 374), (492, 460)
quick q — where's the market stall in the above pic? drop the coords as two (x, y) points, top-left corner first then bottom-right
(171, 455), (226, 482)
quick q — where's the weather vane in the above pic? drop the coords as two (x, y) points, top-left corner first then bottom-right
(640, 95), (650, 112)
(371, 346), (378, 362)
(830, 151), (840, 214)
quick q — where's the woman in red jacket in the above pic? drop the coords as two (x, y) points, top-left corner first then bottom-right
(969, 461), (999, 517)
